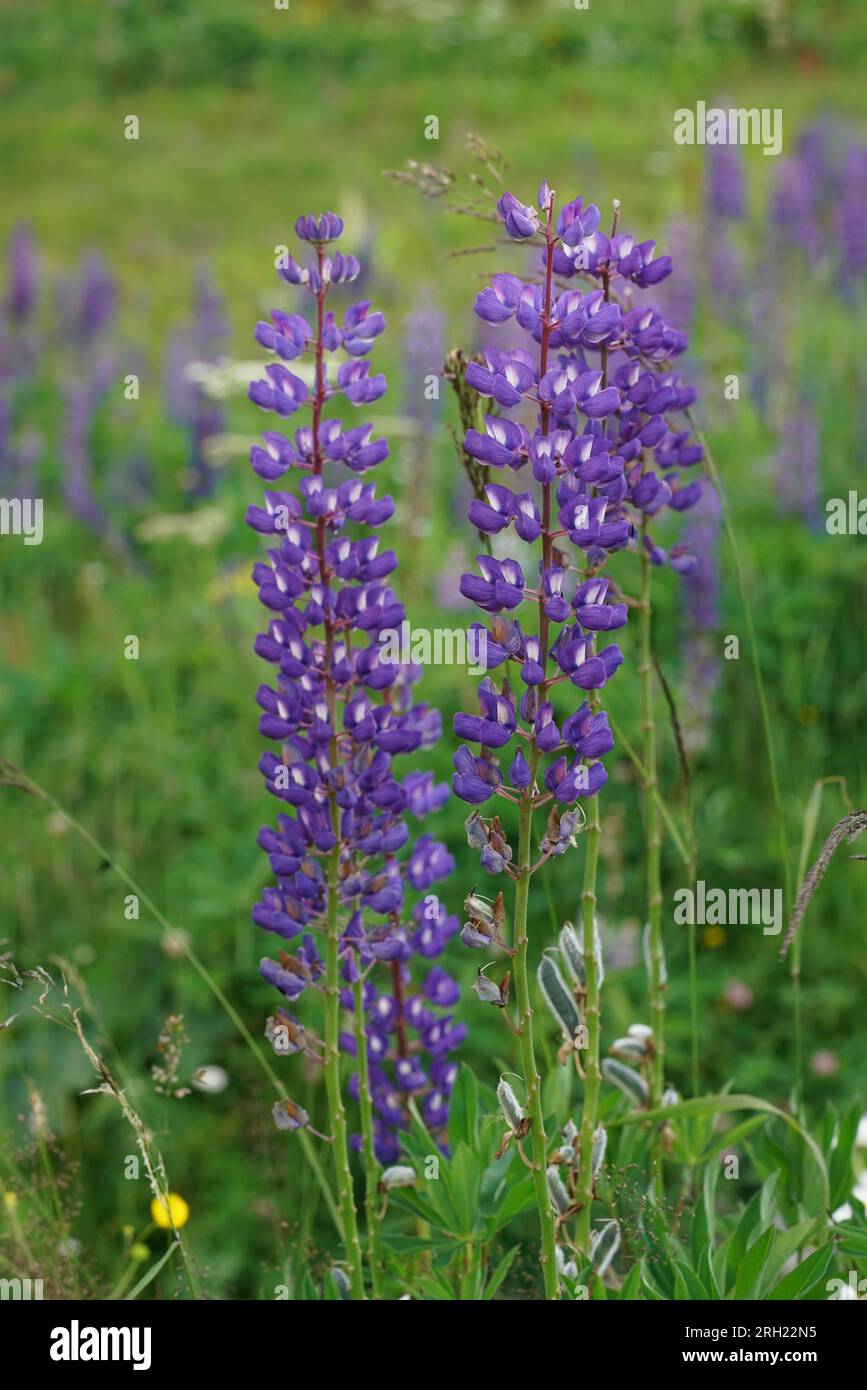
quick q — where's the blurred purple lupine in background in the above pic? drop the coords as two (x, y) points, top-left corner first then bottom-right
(836, 142), (867, 279)
(1, 225), (42, 497)
(6, 224), (39, 328)
(776, 405), (821, 529)
(402, 292), (444, 450)
(658, 217), (696, 335)
(704, 124), (745, 313)
(56, 254), (129, 544)
(166, 269), (229, 498)
(57, 253), (117, 349)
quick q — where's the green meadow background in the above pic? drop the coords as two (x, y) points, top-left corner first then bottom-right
(1, 0), (865, 1297)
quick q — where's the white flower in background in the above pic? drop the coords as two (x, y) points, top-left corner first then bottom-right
(192, 1065), (229, 1095)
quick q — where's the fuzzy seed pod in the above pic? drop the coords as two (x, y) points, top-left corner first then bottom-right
(662, 1087), (680, 1107)
(559, 922), (585, 985)
(538, 954), (582, 1039)
(610, 1035), (647, 1060)
(331, 1266), (351, 1299)
(546, 1164), (572, 1216)
(589, 1219), (620, 1275)
(591, 1124), (607, 1178)
(497, 1077), (525, 1134)
(379, 1165), (418, 1191)
(593, 916), (605, 987)
(601, 1058), (649, 1106)
(556, 1245), (578, 1281)
(628, 1022), (653, 1041)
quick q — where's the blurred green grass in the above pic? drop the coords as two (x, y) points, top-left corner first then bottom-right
(1, 0), (866, 1296)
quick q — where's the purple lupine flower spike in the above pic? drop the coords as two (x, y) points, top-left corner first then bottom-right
(453, 182), (703, 875)
(7, 225), (38, 325)
(249, 213), (459, 1159)
(166, 268), (229, 498)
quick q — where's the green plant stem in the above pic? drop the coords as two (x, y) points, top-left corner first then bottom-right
(688, 916), (699, 1099)
(312, 245), (365, 1298)
(321, 840), (365, 1299)
(514, 770), (560, 1300)
(639, 534), (665, 1201)
(575, 790), (601, 1255)
(353, 972), (384, 1298)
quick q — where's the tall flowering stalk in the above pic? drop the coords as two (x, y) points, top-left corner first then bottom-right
(247, 213), (456, 1299)
(454, 181), (701, 1282)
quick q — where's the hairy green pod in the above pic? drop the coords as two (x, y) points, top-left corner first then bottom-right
(591, 1124), (607, 1178)
(589, 1219), (620, 1275)
(497, 1077), (525, 1134)
(538, 953), (582, 1039)
(546, 1164), (572, 1216)
(601, 1058), (649, 1106)
(611, 1035), (647, 1060)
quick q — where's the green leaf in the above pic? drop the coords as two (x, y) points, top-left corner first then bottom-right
(698, 1243), (723, 1299)
(618, 1262), (643, 1301)
(734, 1224), (776, 1299)
(727, 1188), (764, 1285)
(701, 1114), (766, 1164)
(829, 1103), (861, 1210)
(482, 1244), (520, 1300)
(760, 1170), (781, 1227)
(833, 1223), (867, 1259)
(768, 1242), (837, 1300)
(124, 1241), (179, 1301)
(448, 1141), (482, 1237)
(484, 1172), (535, 1236)
(674, 1259), (709, 1300)
(761, 1219), (819, 1289)
(448, 1064), (479, 1155)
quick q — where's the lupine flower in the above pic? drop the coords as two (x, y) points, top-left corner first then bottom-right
(452, 182), (703, 880)
(836, 143), (867, 278)
(166, 269), (229, 498)
(62, 361), (126, 549)
(56, 253), (117, 348)
(704, 138), (745, 312)
(771, 159), (821, 261)
(658, 218), (695, 334)
(249, 213), (459, 1161)
(776, 405), (820, 528)
(706, 135), (746, 221)
(6, 225), (38, 325)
